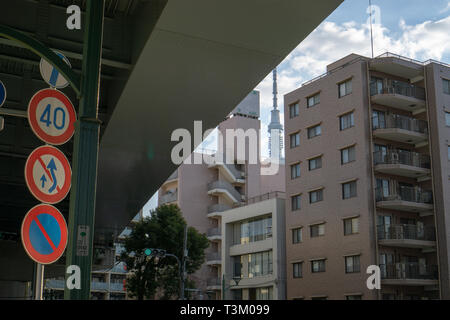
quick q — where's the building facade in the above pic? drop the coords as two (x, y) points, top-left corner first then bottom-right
(158, 91), (286, 299)
(221, 194), (286, 300)
(284, 53), (450, 300)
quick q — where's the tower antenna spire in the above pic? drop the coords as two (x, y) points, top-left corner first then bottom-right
(369, 0), (374, 58)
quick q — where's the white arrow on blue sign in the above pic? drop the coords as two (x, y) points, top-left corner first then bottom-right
(39, 51), (71, 89)
(0, 80), (6, 107)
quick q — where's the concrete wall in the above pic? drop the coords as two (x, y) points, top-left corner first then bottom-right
(425, 62), (450, 299)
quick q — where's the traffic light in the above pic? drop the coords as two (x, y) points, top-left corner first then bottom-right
(144, 248), (166, 258)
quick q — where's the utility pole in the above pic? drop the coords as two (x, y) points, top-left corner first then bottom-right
(64, 0), (105, 300)
(180, 225), (188, 300)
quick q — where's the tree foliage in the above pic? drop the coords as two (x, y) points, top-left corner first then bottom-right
(120, 204), (209, 300)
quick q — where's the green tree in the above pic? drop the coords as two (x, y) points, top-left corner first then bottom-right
(120, 204), (209, 300)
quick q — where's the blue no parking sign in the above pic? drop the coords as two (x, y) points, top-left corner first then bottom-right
(21, 204), (68, 265)
(0, 80), (6, 107)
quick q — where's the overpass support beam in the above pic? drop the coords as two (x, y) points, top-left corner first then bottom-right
(64, 0), (105, 300)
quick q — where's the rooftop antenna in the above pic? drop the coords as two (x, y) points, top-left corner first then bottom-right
(369, 0), (374, 58)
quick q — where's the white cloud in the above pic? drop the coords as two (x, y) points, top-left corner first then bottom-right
(440, 2), (450, 13)
(256, 14), (450, 114)
(254, 14), (450, 157)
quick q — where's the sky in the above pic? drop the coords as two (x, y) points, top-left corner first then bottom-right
(256, 0), (450, 159)
(143, 0), (450, 215)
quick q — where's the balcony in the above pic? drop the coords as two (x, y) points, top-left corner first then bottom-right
(160, 190), (178, 205)
(377, 224), (436, 249)
(207, 227), (222, 241)
(208, 156), (245, 184)
(370, 80), (426, 112)
(372, 114), (428, 145)
(207, 180), (243, 204)
(109, 282), (126, 292)
(206, 278), (221, 290)
(381, 263), (439, 286)
(373, 150), (431, 178)
(207, 203), (232, 218)
(375, 186), (433, 213)
(206, 252), (222, 266)
(91, 281), (109, 291)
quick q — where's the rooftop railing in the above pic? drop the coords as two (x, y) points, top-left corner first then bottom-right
(245, 191), (286, 205)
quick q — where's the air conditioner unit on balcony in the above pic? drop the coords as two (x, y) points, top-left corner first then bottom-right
(390, 152), (399, 163)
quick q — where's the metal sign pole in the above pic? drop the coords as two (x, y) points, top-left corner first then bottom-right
(64, 0), (105, 300)
(33, 263), (44, 300)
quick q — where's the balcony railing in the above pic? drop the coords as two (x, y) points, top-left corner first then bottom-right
(206, 252), (221, 262)
(375, 186), (433, 204)
(160, 190), (177, 204)
(373, 150), (430, 169)
(380, 263), (438, 280)
(207, 278), (221, 287)
(370, 80), (426, 100)
(372, 114), (428, 134)
(91, 281), (109, 291)
(109, 282), (126, 292)
(207, 203), (232, 215)
(377, 224), (436, 241)
(207, 227), (221, 238)
(208, 180), (242, 202)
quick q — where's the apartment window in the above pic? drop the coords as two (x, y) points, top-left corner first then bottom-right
(311, 259), (326, 273)
(339, 79), (352, 98)
(309, 189), (323, 203)
(310, 223), (325, 237)
(307, 93), (320, 108)
(249, 287), (273, 300)
(346, 295), (362, 300)
(293, 262), (303, 278)
(340, 112), (355, 130)
(291, 194), (301, 211)
(307, 124), (322, 139)
(234, 215), (273, 245)
(341, 145), (356, 164)
(345, 255), (361, 273)
(372, 110), (386, 130)
(308, 156), (322, 170)
(248, 251), (273, 278)
(291, 163), (301, 179)
(292, 228), (303, 244)
(311, 296), (328, 300)
(443, 78), (450, 94)
(344, 217), (359, 235)
(342, 181), (357, 199)
(289, 103), (299, 118)
(290, 132), (300, 148)
(446, 112), (450, 127)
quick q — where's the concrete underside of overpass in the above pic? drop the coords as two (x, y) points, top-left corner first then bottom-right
(0, 0), (343, 293)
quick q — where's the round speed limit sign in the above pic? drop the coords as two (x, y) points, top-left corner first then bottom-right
(27, 88), (76, 145)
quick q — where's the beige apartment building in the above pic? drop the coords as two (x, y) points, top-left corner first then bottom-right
(221, 194), (286, 300)
(158, 91), (286, 299)
(284, 53), (450, 300)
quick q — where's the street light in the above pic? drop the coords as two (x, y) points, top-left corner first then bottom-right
(222, 274), (241, 300)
